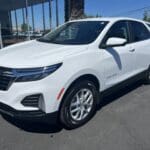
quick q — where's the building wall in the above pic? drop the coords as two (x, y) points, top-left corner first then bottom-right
(0, 11), (11, 30)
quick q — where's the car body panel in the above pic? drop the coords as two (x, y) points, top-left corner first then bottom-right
(0, 40), (89, 68)
(0, 17), (149, 117)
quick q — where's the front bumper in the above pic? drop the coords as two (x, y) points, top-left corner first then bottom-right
(0, 102), (58, 124)
(0, 76), (63, 114)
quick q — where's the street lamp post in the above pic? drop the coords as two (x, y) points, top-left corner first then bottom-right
(25, 0), (30, 40)
(42, 0), (46, 31)
(56, 0), (59, 26)
(49, 0), (52, 30)
(0, 23), (3, 49)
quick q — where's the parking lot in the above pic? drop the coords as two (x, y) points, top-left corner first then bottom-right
(0, 81), (150, 150)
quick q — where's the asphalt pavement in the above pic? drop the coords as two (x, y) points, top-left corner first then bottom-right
(0, 81), (150, 150)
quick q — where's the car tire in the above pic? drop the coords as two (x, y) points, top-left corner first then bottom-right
(145, 67), (150, 84)
(59, 80), (99, 129)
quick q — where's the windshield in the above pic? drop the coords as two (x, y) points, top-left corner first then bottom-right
(37, 21), (108, 45)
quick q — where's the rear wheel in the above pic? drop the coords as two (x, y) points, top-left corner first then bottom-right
(60, 80), (99, 129)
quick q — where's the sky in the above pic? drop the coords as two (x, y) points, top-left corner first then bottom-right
(11, 0), (150, 30)
(85, 0), (150, 18)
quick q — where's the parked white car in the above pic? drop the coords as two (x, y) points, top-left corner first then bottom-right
(0, 17), (149, 129)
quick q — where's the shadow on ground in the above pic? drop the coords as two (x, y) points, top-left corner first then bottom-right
(1, 80), (145, 134)
(99, 80), (144, 108)
(2, 115), (62, 134)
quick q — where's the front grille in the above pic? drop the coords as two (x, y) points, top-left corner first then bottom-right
(21, 94), (42, 108)
(0, 67), (15, 91)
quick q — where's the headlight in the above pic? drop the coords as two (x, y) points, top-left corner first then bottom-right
(14, 63), (62, 82)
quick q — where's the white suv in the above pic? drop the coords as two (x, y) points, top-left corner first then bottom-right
(0, 18), (149, 129)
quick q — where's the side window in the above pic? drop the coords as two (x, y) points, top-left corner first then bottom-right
(130, 21), (150, 42)
(101, 21), (129, 47)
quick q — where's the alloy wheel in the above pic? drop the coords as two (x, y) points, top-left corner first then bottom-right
(69, 88), (94, 121)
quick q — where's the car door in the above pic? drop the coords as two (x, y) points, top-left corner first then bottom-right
(128, 21), (150, 74)
(100, 20), (136, 88)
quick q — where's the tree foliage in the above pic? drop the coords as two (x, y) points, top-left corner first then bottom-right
(143, 11), (150, 22)
(83, 13), (102, 18)
(21, 23), (32, 32)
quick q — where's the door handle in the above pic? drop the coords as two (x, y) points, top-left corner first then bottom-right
(129, 49), (135, 52)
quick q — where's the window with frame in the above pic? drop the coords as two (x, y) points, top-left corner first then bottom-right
(130, 21), (150, 42)
(38, 21), (108, 45)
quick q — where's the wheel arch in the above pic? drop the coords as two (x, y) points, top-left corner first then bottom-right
(58, 74), (100, 114)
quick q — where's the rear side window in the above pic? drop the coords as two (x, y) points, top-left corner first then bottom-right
(130, 21), (150, 42)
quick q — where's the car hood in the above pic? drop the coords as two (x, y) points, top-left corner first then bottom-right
(0, 40), (88, 68)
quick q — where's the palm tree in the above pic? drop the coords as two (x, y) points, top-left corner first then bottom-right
(65, 0), (84, 22)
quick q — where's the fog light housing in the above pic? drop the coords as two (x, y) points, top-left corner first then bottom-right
(21, 94), (43, 108)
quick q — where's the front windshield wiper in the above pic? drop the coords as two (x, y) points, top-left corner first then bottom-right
(37, 38), (64, 44)
(37, 38), (51, 43)
(37, 38), (62, 44)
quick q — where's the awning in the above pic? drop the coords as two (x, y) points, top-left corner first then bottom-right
(0, 0), (50, 11)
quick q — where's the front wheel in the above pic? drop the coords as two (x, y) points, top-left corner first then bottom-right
(60, 80), (99, 129)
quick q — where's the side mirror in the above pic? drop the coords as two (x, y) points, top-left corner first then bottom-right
(106, 37), (127, 47)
